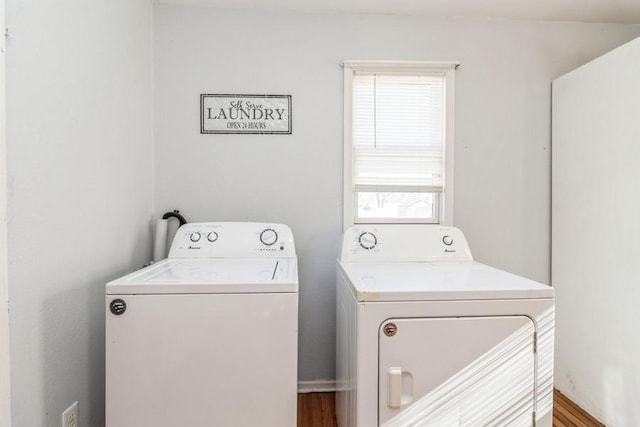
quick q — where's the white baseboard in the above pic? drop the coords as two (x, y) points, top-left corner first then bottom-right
(297, 380), (337, 393)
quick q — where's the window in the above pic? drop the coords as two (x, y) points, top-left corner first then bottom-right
(343, 61), (456, 227)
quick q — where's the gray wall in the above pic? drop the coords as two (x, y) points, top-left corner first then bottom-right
(7, 0), (153, 425)
(153, 6), (640, 383)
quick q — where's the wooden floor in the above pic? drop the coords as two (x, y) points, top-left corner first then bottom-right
(553, 389), (604, 427)
(297, 390), (604, 427)
(298, 392), (338, 427)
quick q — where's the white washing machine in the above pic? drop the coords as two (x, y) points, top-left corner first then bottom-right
(336, 225), (554, 427)
(106, 222), (298, 427)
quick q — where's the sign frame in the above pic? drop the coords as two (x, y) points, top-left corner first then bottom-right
(200, 94), (292, 135)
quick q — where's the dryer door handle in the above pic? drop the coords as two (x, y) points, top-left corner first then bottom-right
(387, 367), (403, 408)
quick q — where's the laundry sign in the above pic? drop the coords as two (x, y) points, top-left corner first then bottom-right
(201, 94), (292, 134)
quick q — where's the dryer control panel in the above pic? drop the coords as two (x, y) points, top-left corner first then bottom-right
(169, 222), (296, 259)
(340, 225), (472, 263)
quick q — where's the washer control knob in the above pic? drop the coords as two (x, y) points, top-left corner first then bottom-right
(207, 232), (219, 242)
(190, 232), (201, 243)
(358, 232), (377, 250)
(260, 228), (278, 246)
(442, 235), (453, 246)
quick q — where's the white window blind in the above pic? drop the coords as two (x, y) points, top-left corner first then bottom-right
(353, 74), (445, 194)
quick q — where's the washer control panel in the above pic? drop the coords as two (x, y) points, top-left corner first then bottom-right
(341, 225), (472, 263)
(169, 222), (296, 259)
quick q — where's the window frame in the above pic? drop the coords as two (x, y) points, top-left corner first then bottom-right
(343, 61), (457, 230)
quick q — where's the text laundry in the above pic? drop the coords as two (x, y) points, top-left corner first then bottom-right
(207, 107), (286, 121)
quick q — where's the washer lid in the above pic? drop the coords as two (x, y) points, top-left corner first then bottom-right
(106, 258), (298, 295)
(339, 261), (553, 302)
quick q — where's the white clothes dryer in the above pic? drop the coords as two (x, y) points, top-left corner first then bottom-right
(336, 225), (554, 427)
(106, 222), (298, 427)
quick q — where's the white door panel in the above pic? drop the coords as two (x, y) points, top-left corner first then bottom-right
(106, 293), (298, 427)
(552, 36), (640, 426)
(379, 316), (535, 426)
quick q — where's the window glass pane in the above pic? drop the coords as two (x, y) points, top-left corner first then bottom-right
(349, 68), (452, 225)
(356, 192), (437, 221)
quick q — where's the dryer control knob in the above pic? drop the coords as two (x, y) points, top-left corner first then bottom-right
(190, 232), (201, 242)
(358, 232), (377, 250)
(442, 235), (453, 246)
(260, 229), (278, 246)
(207, 232), (219, 242)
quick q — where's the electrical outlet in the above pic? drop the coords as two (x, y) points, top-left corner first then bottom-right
(62, 401), (78, 427)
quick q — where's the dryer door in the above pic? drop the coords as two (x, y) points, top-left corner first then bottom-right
(378, 316), (536, 426)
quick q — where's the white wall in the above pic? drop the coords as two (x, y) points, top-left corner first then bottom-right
(552, 37), (640, 426)
(6, 1), (153, 426)
(0, 0), (9, 424)
(153, 5), (640, 383)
